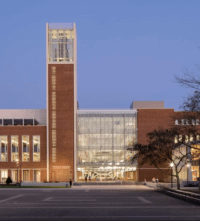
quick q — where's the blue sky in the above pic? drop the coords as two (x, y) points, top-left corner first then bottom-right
(0, 0), (200, 110)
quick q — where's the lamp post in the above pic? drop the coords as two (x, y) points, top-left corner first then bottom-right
(15, 158), (21, 186)
(170, 163), (174, 189)
(16, 159), (19, 183)
(187, 163), (190, 187)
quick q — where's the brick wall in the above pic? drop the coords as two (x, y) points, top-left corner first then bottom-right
(137, 109), (174, 181)
(0, 126), (47, 182)
(48, 64), (74, 182)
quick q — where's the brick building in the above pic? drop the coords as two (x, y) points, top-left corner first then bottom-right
(0, 23), (197, 183)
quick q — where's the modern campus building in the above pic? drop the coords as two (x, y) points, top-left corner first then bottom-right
(0, 23), (199, 183)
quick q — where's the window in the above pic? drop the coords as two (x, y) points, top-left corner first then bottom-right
(52, 111), (56, 129)
(33, 170), (41, 182)
(175, 119), (179, 125)
(181, 119), (184, 125)
(190, 134), (193, 142)
(0, 136), (7, 162)
(186, 119), (189, 125)
(174, 135), (178, 144)
(11, 136), (18, 162)
(51, 74), (56, 91)
(52, 130), (56, 147)
(196, 135), (200, 141)
(179, 135), (182, 142)
(33, 136), (40, 162)
(22, 170), (30, 181)
(185, 135), (189, 143)
(52, 91), (56, 110)
(22, 136), (29, 162)
(1, 169), (8, 183)
(52, 148), (56, 162)
(192, 119), (195, 125)
(196, 119), (199, 125)
(12, 170), (18, 182)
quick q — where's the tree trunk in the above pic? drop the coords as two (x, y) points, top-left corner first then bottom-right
(175, 168), (180, 190)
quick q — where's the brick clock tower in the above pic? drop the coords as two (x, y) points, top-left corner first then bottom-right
(46, 23), (77, 182)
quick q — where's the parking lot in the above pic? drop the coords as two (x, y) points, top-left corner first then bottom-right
(0, 185), (200, 220)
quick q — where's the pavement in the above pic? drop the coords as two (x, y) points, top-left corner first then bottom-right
(0, 185), (200, 220)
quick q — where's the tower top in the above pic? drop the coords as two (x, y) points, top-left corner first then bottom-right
(48, 23), (74, 30)
(46, 23), (76, 63)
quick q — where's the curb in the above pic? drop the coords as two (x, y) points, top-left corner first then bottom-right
(156, 187), (200, 205)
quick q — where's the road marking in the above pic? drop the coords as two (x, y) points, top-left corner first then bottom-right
(0, 206), (197, 208)
(137, 196), (152, 204)
(7, 216), (200, 219)
(6, 216), (200, 219)
(43, 197), (96, 202)
(0, 195), (23, 203)
(42, 197), (52, 201)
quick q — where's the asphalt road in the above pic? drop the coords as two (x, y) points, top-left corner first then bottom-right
(0, 185), (199, 220)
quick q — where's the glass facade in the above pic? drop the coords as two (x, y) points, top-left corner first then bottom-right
(191, 144), (200, 181)
(77, 110), (137, 181)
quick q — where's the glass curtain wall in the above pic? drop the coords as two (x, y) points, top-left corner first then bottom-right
(191, 144), (200, 181)
(77, 110), (137, 181)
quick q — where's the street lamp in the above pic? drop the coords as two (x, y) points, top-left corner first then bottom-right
(15, 159), (19, 183)
(170, 163), (174, 189)
(187, 163), (190, 187)
(15, 158), (21, 186)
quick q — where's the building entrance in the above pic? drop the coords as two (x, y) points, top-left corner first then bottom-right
(77, 167), (136, 181)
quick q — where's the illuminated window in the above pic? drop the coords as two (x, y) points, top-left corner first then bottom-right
(51, 66), (56, 91)
(33, 170), (41, 182)
(185, 135), (189, 143)
(179, 135), (182, 142)
(196, 135), (200, 141)
(52, 91), (56, 110)
(0, 136), (7, 162)
(1, 169), (8, 183)
(190, 134), (193, 142)
(22, 135), (29, 162)
(174, 135), (178, 143)
(52, 148), (56, 162)
(11, 136), (18, 162)
(175, 119), (179, 125)
(52, 130), (56, 147)
(33, 136), (40, 162)
(12, 170), (18, 182)
(52, 111), (56, 129)
(23, 170), (30, 182)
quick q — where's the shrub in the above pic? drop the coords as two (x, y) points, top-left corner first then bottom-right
(6, 177), (12, 185)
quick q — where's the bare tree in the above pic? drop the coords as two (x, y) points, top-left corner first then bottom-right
(174, 67), (200, 92)
(130, 126), (200, 190)
(175, 68), (200, 191)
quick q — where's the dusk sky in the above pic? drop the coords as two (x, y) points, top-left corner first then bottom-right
(0, 0), (200, 110)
